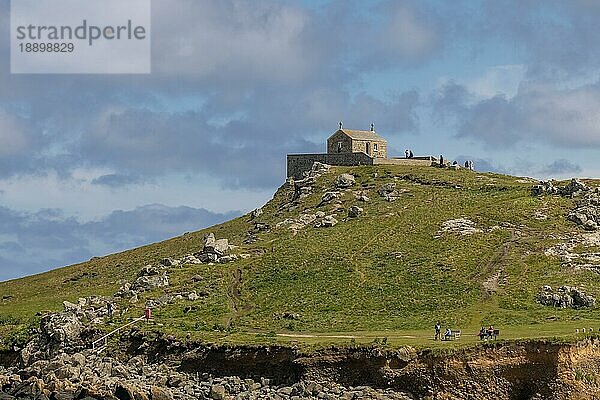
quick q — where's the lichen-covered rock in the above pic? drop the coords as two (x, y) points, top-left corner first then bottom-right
(335, 174), (355, 188)
(439, 218), (482, 236)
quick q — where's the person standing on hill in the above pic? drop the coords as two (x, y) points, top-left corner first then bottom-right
(107, 302), (114, 320)
(435, 322), (441, 340)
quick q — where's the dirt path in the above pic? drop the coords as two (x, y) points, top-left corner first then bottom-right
(226, 268), (243, 325)
(276, 333), (417, 339)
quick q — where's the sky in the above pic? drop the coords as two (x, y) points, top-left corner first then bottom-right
(1, 0), (599, 281)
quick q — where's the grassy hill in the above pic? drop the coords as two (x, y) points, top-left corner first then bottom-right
(1, 164), (599, 349)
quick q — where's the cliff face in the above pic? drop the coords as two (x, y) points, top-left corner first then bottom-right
(175, 338), (600, 399)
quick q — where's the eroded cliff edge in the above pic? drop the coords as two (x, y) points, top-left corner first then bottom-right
(3, 328), (600, 399)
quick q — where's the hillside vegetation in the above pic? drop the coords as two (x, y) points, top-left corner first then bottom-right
(1, 164), (599, 348)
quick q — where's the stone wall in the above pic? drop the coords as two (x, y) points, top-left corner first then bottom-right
(352, 139), (387, 158)
(326, 131), (353, 154)
(287, 153), (373, 179)
(374, 157), (434, 166)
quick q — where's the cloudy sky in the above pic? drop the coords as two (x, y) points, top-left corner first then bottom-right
(1, 0), (599, 281)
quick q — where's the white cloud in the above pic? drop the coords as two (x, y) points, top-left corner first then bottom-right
(381, 3), (438, 61)
(467, 64), (526, 99)
(0, 109), (30, 156)
(151, 0), (320, 83)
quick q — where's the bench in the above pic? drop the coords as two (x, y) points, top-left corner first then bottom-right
(479, 329), (500, 340)
(443, 330), (461, 340)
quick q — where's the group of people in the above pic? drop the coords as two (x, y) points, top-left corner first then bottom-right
(435, 322), (497, 341)
(434, 322), (454, 340)
(478, 326), (496, 340)
(437, 155), (475, 171)
(404, 149), (414, 159)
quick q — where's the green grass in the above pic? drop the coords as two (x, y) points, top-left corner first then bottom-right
(1, 165), (598, 350)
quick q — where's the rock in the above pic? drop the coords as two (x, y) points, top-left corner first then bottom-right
(439, 218), (482, 236)
(568, 191), (600, 231)
(114, 383), (135, 400)
(203, 234), (229, 256)
(62, 301), (80, 313)
(308, 162), (330, 177)
(537, 285), (596, 308)
(562, 178), (589, 196)
(244, 233), (258, 244)
(316, 215), (338, 228)
(71, 353), (86, 367)
(533, 178), (590, 197)
(40, 312), (83, 345)
(254, 222), (270, 232)
(218, 255), (238, 264)
(378, 183), (402, 201)
(114, 283), (134, 298)
(196, 253), (219, 263)
(278, 387), (293, 396)
(181, 255), (202, 265)
(250, 208), (263, 220)
(187, 292), (199, 301)
(348, 206), (363, 218)
(532, 180), (559, 196)
(191, 275), (203, 282)
(209, 384), (226, 400)
(159, 258), (180, 267)
(335, 174), (355, 188)
(150, 386), (173, 400)
(320, 192), (339, 205)
(132, 274), (169, 291)
(139, 265), (160, 277)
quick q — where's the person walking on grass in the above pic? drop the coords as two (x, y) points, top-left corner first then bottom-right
(435, 322), (441, 340)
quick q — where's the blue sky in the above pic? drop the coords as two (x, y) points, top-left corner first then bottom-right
(1, 0), (599, 281)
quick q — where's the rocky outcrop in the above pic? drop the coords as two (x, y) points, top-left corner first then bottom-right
(537, 285), (596, 309)
(20, 312), (84, 366)
(532, 179), (590, 197)
(568, 189), (600, 231)
(532, 179), (599, 231)
(544, 231), (600, 273)
(192, 233), (238, 264)
(288, 162), (331, 204)
(249, 207), (263, 220)
(276, 210), (340, 232)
